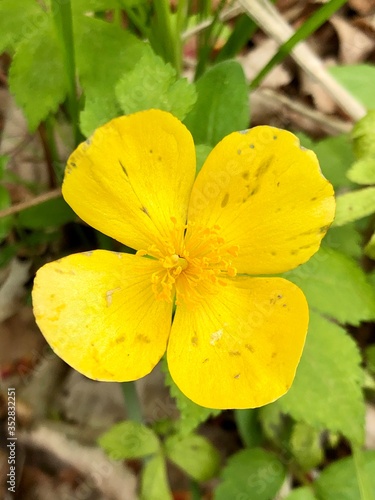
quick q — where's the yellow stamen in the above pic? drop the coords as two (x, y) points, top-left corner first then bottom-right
(137, 221), (238, 305)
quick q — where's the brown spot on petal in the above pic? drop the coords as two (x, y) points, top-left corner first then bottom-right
(119, 160), (128, 176)
(137, 334), (151, 344)
(245, 344), (254, 353)
(221, 192), (229, 208)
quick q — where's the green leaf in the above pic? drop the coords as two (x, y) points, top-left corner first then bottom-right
(259, 403), (287, 445)
(279, 312), (365, 444)
(98, 421), (160, 460)
(80, 93), (121, 138)
(315, 450), (375, 500)
(351, 110), (375, 159)
(234, 409), (263, 448)
(285, 487), (317, 500)
(116, 48), (196, 120)
(323, 224), (362, 259)
(184, 60), (249, 146)
(140, 453), (172, 500)
(296, 132), (355, 190)
(285, 247), (375, 325)
(290, 422), (323, 471)
(165, 433), (220, 482)
(195, 144), (212, 175)
(0, 155), (10, 178)
(334, 187), (375, 226)
(72, 0), (120, 14)
(214, 448), (285, 500)
(17, 197), (76, 229)
(75, 16), (147, 135)
(0, 186), (12, 241)
(365, 231), (375, 260)
(0, 0), (43, 53)
(365, 345), (375, 375)
(348, 157), (375, 185)
(162, 359), (221, 435)
(8, 18), (68, 131)
(329, 64), (375, 109)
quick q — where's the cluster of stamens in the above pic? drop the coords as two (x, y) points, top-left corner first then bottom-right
(137, 218), (239, 306)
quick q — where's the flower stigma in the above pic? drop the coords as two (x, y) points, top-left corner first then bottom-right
(137, 217), (239, 306)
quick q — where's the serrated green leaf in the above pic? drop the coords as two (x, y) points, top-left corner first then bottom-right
(214, 448), (285, 500)
(234, 409), (263, 448)
(141, 453), (172, 500)
(80, 92), (122, 138)
(323, 224), (362, 259)
(279, 312), (365, 444)
(162, 359), (221, 435)
(8, 18), (67, 131)
(116, 49), (196, 120)
(0, 186), (12, 241)
(165, 78), (197, 120)
(334, 187), (375, 226)
(285, 247), (375, 325)
(295, 132), (354, 190)
(17, 197), (76, 229)
(165, 433), (220, 482)
(75, 16), (147, 135)
(348, 157), (375, 185)
(98, 421), (160, 460)
(290, 422), (323, 471)
(0, 0), (44, 53)
(184, 60), (249, 146)
(315, 450), (375, 500)
(329, 64), (375, 109)
(351, 110), (375, 159)
(285, 487), (317, 500)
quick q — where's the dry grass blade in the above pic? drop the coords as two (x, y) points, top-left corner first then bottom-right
(239, 0), (366, 121)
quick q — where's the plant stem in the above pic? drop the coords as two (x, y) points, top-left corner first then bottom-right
(190, 478), (201, 500)
(154, 0), (181, 75)
(52, 0), (80, 146)
(122, 382), (143, 423)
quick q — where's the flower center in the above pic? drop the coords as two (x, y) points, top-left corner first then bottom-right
(137, 219), (239, 306)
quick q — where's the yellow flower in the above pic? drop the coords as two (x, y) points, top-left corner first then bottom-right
(32, 110), (335, 409)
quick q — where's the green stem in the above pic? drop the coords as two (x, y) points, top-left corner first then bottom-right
(45, 116), (63, 184)
(52, 0), (80, 146)
(122, 382), (143, 423)
(352, 444), (373, 500)
(195, 0), (226, 80)
(113, 8), (122, 28)
(123, 6), (150, 38)
(154, 0), (181, 75)
(250, 0), (347, 89)
(190, 479), (201, 500)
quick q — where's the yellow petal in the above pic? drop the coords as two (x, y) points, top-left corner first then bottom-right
(188, 126), (335, 274)
(32, 251), (172, 381)
(63, 110), (196, 252)
(167, 277), (308, 409)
